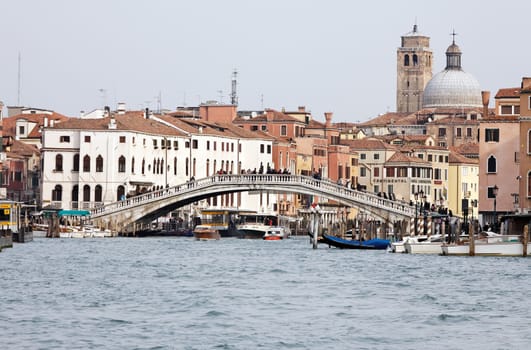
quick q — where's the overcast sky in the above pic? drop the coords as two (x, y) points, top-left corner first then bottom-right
(1, 0), (529, 122)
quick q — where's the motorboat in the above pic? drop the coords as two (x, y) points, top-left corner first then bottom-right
(192, 225), (221, 241)
(442, 234), (529, 256)
(263, 226), (290, 240)
(404, 234), (445, 254)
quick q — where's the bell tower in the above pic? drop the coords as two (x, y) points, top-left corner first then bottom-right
(396, 24), (433, 113)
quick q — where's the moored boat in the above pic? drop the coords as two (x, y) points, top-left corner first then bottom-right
(319, 234), (390, 250)
(404, 234), (445, 254)
(192, 225), (221, 241)
(442, 235), (529, 256)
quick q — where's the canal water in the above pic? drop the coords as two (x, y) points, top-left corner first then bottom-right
(1, 237), (530, 349)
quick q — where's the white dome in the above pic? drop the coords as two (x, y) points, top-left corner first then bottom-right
(422, 69), (482, 109)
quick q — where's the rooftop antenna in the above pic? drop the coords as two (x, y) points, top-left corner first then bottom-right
(17, 52), (21, 105)
(230, 69), (238, 105)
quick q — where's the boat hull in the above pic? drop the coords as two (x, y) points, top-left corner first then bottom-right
(320, 234), (389, 250)
(442, 242), (531, 256)
(193, 227), (221, 241)
(404, 242), (442, 254)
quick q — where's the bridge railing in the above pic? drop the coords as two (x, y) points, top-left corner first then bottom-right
(89, 174), (416, 219)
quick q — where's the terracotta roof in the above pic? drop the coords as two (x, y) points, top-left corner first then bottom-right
(495, 87), (521, 99)
(450, 143), (479, 157)
(6, 140), (40, 157)
(341, 138), (398, 150)
(386, 151), (430, 165)
(449, 151), (478, 164)
(2, 112), (70, 138)
(427, 116), (480, 125)
(358, 112), (411, 126)
(52, 112), (186, 137)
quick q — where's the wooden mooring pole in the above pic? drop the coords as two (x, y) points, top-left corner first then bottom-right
(469, 221), (475, 256)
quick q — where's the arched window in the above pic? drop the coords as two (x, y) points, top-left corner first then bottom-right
(161, 159), (164, 175)
(117, 185), (125, 201)
(52, 185), (62, 201)
(118, 156), (126, 173)
(83, 185), (91, 202)
(404, 54), (410, 66)
(487, 155), (497, 173)
(153, 159), (156, 174)
(55, 154), (63, 172)
(95, 185), (103, 203)
(73, 154), (80, 172)
(186, 157), (189, 176)
(96, 155), (103, 172)
(193, 158), (196, 177)
(174, 157), (177, 175)
(213, 159), (217, 175)
(413, 54), (418, 66)
(131, 157), (135, 174)
(206, 159), (210, 177)
(83, 155), (91, 172)
(142, 158), (145, 175)
(71, 185), (79, 203)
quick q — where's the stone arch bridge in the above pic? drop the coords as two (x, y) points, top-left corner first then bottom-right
(89, 174), (416, 234)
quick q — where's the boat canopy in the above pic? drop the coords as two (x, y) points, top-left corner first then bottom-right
(58, 209), (90, 217)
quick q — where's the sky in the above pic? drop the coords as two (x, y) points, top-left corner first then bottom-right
(1, 0), (530, 123)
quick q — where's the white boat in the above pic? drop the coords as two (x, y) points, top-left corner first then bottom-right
(390, 236), (422, 253)
(442, 235), (529, 256)
(263, 226), (290, 240)
(404, 234), (445, 254)
(236, 212), (289, 239)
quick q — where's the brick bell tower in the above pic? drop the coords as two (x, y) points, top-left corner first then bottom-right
(396, 24), (433, 113)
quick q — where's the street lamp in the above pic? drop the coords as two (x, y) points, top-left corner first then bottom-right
(492, 185), (499, 231)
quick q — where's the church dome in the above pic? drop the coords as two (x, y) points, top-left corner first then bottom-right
(422, 39), (482, 109)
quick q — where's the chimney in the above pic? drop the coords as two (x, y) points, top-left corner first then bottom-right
(44, 116), (48, 127)
(266, 109), (274, 122)
(104, 106), (111, 117)
(481, 91), (490, 118)
(144, 108), (150, 119)
(108, 114), (116, 129)
(324, 112), (333, 127)
(117, 102), (126, 114)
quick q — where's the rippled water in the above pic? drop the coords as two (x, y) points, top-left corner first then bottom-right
(1, 237), (531, 349)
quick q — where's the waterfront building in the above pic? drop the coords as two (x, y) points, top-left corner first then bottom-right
(40, 108), (274, 223)
(396, 24), (433, 113)
(518, 78), (531, 213)
(448, 151), (479, 220)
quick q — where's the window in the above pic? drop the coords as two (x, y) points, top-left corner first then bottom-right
(18, 126), (25, 135)
(84, 135), (91, 142)
(55, 154), (63, 172)
(487, 186), (498, 199)
(207, 141), (210, 150)
(360, 168), (366, 177)
(485, 128), (499, 142)
(153, 139), (158, 149)
(267, 145), (271, 154)
(373, 153), (380, 160)
(52, 185), (62, 201)
(456, 128), (462, 138)
(428, 154), (433, 162)
(120, 136), (126, 143)
(83, 185), (90, 202)
(281, 125), (287, 136)
(374, 167), (380, 177)
(385, 167), (395, 177)
(222, 143), (224, 152)
(251, 125), (258, 131)
(131, 157), (135, 173)
(487, 155), (497, 173)
(83, 155), (91, 172)
(438, 128), (446, 137)
(95, 185), (103, 203)
(404, 54), (410, 66)
(413, 54), (418, 66)
(60, 135), (70, 143)
(261, 125), (267, 131)
(501, 105), (513, 115)
(260, 144), (265, 153)
(185, 141), (190, 148)
(73, 154), (79, 172)
(466, 128), (472, 138)
(360, 153), (366, 160)
(96, 155), (103, 172)
(72, 185), (79, 203)
(174, 141), (178, 150)
(174, 157), (177, 175)
(142, 159), (145, 175)
(192, 140), (198, 149)
(213, 142), (216, 151)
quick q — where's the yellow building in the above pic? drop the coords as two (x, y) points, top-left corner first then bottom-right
(448, 152), (479, 219)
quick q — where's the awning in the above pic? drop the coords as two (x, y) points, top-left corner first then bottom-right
(58, 209), (90, 217)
